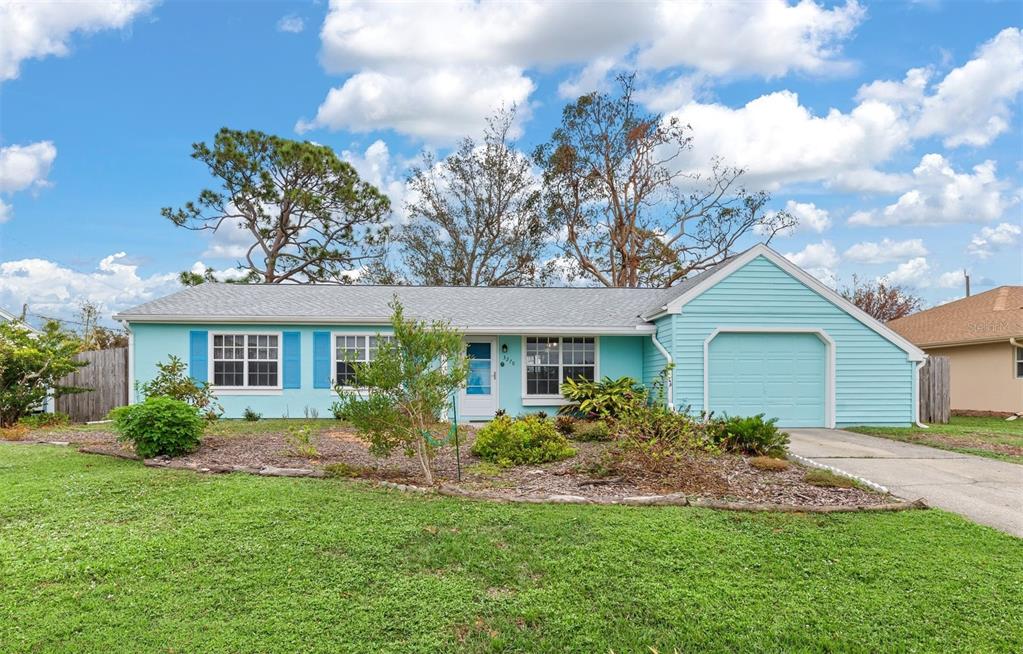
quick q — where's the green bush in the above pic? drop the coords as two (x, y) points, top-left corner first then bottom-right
(19, 412), (70, 428)
(138, 355), (222, 420)
(560, 376), (647, 420)
(111, 397), (205, 458)
(572, 420), (610, 442)
(471, 415), (576, 467)
(243, 407), (261, 422)
(714, 414), (789, 457)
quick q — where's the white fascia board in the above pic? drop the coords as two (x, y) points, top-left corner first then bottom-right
(654, 244), (926, 362)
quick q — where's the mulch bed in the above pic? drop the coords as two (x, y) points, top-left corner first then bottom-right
(21, 425), (893, 507)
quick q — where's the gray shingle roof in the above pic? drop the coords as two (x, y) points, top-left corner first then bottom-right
(114, 256), (738, 332)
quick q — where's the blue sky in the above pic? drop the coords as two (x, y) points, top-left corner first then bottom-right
(0, 0), (1020, 324)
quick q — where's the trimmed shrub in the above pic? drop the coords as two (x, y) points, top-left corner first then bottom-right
(471, 415), (576, 467)
(714, 414), (789, 457)
(243, 407), (262, 422)
(572, 420), (610, 442)
(559, 376), (647, 420)
(111, 397), (204, 458)
(804, 468), (858, 488)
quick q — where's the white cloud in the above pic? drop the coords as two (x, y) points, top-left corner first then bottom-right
(276, 14), (304, 33)
(297, 66), (535, 141)
(340, 139), (412, 225)
(967, 222), (1022, 258)
(784, 240), (839, 287)
(202, 215), (254, 260)
(880, 257), (963, 289)
(0, 141), (56, 192)
(0, 252), (179, 318)
(774, 200), (832, 235)
(305, 0), (865, 141)
(187, 261), (254, 282)
(0, 0), (154, 81)
(664, 91), (908, 189)
(914, 28), (1023, 147)
(638, 0), (864, 77)
(857, 28), (1023, 149)
(843, 238), (928, 264)
(0, 141), (57, 222)
(848, 154), (1017, 226)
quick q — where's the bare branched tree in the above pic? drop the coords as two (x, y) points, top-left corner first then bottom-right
(162, 128), (391, 284)
(395, 107), (555, 286)
(534, 74), (796, 288)
(841, 275), (923, 322)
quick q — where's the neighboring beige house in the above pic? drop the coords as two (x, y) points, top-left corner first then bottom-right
(889, 286), (1023, 415)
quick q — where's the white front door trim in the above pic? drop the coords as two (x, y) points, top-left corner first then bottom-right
(702, 327), (836, 429)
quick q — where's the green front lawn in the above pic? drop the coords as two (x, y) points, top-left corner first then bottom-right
(848, 416), (1023, 464)
(1, 445), (1021, 653)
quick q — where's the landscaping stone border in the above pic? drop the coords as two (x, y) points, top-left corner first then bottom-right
(68, 443), (927, 513)
(787, 452), (890, 494)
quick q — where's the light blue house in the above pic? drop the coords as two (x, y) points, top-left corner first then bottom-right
(114, 245), (926, 427)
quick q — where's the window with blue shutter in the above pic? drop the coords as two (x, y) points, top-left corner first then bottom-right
(282, 331), (301, 389)
(313, 331), (331, 389)
(189, 330), (208, 383)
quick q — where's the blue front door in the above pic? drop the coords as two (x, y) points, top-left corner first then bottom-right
(707, 332), (827, 427)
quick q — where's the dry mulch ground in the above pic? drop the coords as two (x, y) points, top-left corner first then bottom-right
(19, 423), (890, 507)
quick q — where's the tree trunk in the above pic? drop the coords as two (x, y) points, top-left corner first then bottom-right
(415, 433), (434, 486)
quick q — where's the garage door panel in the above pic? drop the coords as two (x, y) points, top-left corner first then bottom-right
(708, 332), (826, 428)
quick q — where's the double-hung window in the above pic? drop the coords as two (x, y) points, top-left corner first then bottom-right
(335, 334), (393, 386)
(1016, 346), (1023, 379)
(212, 333), (279, 388)
(524, 336), (596, 396)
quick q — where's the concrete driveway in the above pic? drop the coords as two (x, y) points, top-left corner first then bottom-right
(788, 429), (1023, 538)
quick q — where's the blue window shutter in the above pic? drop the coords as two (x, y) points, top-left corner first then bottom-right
(282, 331), (301, 389)
(313, 331), (331, 389)
(189, 330), (208, 383)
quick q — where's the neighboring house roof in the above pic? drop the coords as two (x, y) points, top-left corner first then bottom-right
(888, 286), (1023, 348)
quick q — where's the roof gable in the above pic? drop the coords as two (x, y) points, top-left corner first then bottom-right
(651, 244), (926, 361)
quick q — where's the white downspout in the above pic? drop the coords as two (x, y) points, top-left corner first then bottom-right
(651, 332), (674, 411)
(914, 357), (929, 429)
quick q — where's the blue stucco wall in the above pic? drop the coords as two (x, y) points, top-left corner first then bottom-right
(131, 323), (647, 420)
(662, 255), (916, 426)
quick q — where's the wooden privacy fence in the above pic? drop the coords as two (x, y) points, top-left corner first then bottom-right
(918, 356), (950, 424)
(55, 347), (129, 422)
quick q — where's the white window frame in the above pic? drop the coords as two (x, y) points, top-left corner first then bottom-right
(208, 331), (283, 391)
(331, 331), (394, 389)
(1016, 346), (1023, 380)
(520, 335), (600, 402)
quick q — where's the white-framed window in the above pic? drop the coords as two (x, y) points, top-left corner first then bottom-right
(334, 333), (394, 387)
(1016, 346), (1023, 379)
(211, 333), (280, 388)
(523, 336), (597, 397)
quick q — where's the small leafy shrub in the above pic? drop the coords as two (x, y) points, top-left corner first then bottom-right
(18, 412), (70, 428)
(138, 355), (222, 420)
(804, 468), (859, 488)
(749, 455), (790, 471)
(285, 425), (319, 458)
(111, 397), (204, 458)
(330, 401), (347, 420)
(471, 414), (576, 467)
(243, 407), (261, 422)
(533, 411), (549, 421)
(572, 420), (610, 442)
(554, 415), (576, 435)
(560, 376), (648, 419)
(713, 414), (789, 456)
